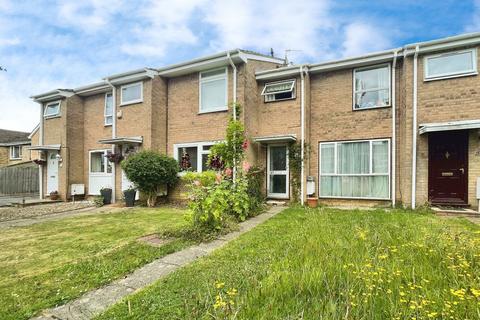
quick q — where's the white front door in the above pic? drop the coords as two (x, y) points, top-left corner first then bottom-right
(46, 151), (59, 194)
(267, 145), (289, 199)
(88, 150), (112, 195)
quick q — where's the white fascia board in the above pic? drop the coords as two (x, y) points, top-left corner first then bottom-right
(0, 141), (31, 147)
(419, 119), (480, 135)
(404, 32), (480, 56)
(256, 66), (302, 81)
(28, 124), (40, 139)
(309, 51), (400, 73)
(105, 68), (159, 85)
(30, 89), (74, 102)
(239, 52), (285, 64)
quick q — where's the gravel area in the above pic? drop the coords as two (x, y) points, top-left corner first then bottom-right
(0, 201), (95, 222)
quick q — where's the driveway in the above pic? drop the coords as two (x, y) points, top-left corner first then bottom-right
(0, 194), (38, 207)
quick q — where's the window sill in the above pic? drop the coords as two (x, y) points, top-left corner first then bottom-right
(9, 158), (21, 160)
(104, 124), (112, 127)
(264, 97), (296, 103)
(318, 196), (391, 201)
(120, 100), (143, 107)
(198, 108), (228, 115)
(44, 115), (61, 120)
(424, 71), (478, 82)
(353, 105), (391, 111)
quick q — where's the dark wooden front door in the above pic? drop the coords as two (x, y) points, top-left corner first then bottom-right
(428, 131), (468, 206)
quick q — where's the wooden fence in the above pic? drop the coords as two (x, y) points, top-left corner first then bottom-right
(0, 164), (39, 196)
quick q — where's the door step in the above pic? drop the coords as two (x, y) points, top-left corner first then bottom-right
(432, 206), (480, 217)
(266, 200), (288, 206)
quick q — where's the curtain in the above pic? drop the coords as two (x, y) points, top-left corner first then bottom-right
(90, 152), (104, 173)
(320, 141), (389, 199)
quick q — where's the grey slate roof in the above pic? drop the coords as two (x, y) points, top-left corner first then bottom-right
(0, 129), (30, 144)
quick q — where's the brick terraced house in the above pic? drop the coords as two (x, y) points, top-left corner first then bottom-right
(29, 32), (480, 209)
(0, 129), (32, 167)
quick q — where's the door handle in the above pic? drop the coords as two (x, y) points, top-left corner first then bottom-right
(459, 168), (465, 174)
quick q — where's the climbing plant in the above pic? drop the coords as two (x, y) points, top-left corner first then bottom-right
(288, 142), (310, 204)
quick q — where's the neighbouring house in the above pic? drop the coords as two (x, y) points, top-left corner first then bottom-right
(0, 129), (32, 167)
(29, 32), (480, 209)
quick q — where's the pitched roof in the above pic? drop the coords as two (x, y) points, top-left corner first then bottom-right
(0, 129), (31, 144)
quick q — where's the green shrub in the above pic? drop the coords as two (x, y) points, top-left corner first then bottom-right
(93, 196), (104, 207)
(182, 171), (217, 187)
(121, 151), (179, 207)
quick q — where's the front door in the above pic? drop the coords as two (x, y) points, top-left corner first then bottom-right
(428, 130), (468, 205)
(267, 145), (289, 199)
(46, 151), (59, 194)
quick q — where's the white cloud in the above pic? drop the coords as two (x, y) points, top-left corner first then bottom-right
(57, 0), (123, 33)
(0, 37), (20, 47)
(465, 0), (480, 32)
(121, 0), (205, 57)
(341, 22), (392, 58)
(202, 0), (334, 62)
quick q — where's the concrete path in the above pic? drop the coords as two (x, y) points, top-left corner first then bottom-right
(0, 206), (125, 229)
(32, 206), (285, 320)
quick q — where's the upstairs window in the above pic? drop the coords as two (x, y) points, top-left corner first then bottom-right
(261, 79), (296, 102)
(120, 82), (143, 105)
(9, 145), (22, 160)
(354, 65), (390, 110)
(199, 68), (227, 113)
(44, 101), (60, 118)
(424, 48), (477, 80)
(104, 93), (113, 126)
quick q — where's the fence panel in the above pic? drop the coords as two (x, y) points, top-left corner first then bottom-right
(0, 165), (39, 195)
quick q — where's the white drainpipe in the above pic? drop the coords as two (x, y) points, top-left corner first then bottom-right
(300, 65), (307, 205)
(391, 51), (398, 207)
(227, 52), (238, 181)
(39, 102), (44, 199)
(411, 45), (420, 209)
(106, 80), (117, 203)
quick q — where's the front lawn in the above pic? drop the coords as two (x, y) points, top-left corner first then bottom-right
(0, 207), (189, 320)
(98, 207), (480, 320)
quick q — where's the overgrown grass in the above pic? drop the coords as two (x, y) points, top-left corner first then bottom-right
(0, 207), (190, 320)
(98, 207), (480, 320)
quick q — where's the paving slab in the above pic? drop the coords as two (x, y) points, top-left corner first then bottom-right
(32, 206), (285, 320)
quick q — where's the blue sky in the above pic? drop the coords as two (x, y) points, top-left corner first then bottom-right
(0, 0), (478, 132)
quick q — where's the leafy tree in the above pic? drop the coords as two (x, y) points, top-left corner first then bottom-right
(121, 150), (179, 207)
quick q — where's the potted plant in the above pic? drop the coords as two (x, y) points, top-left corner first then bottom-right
(123, 186), (136, 207)
(106, 152), (124, 164)
(100, 187), (112, 205)
(307, 196), (318, 208)
(49, 191), (59, 200)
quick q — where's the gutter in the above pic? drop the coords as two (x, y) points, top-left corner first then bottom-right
(411, 45), (420, 209)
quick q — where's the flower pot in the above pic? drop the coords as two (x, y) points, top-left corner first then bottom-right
(307, 197), (318, 208)
(123, 189), (136, 207)
(50, 192), (59, 200)
(100, 188), (112, 205)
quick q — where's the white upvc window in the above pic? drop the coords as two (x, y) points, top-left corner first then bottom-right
(353, 64), (391, 110)
(424, 48), (477, 81)
(89, 150), (112, 174)
(120, 82), (143, 106)
(174, 141), (215, 173)
(199, 68), (228, 113)
(43, 101), (61, 118)
(104, 93), (113, 126)
(261, 79), (296, 102)
(319, 139), (390, 200)
(9, 145), (22, 160)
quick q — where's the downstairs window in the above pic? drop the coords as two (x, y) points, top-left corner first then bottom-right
(174, 142), (214, 173)
(319, 139), (390, 199)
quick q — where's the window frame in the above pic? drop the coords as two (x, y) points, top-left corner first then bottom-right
(261, 79), (296, 103)
(43, 100), (61, 118)
(424, 48), (478, 81)
(199, 67), (228, 114)
(88, 150), (112, 175)
(120, 81), (143, 106)
(173, 141), (217, 174)
(9, 145), (22, 160)
(104, 92), (113, 126)
(318, 138), (391, 200)
(352, 64), (391, 111)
